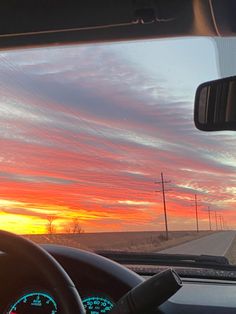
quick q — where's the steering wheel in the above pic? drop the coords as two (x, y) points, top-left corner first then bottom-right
(0, 230), (86, 314)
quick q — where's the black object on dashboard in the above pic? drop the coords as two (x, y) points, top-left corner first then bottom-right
(110, 268), (182, 314)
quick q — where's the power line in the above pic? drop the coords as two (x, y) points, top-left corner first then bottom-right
(155, 172), (171, 240)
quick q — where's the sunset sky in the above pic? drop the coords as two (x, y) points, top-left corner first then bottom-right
(0, 37), (236, 234)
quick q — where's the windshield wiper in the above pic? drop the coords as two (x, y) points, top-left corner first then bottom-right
(96, 251), (231, 269)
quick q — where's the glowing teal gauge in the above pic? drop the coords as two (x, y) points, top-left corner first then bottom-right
(7, 292), (57, 313)
(82, 296), (114, 313)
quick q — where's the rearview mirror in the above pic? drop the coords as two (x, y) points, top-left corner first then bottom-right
(194, 76), (236, 131)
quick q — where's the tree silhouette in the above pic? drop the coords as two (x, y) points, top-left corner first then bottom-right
(46, 216), (57, 234)
(64, 218), (84, 234)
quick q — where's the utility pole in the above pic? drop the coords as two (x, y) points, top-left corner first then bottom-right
(218, 215), (221, 230)
(195, 194), (199, 232)
(155, 172), (171, 241)
(208, 206), (212, 231)
(220, 215), (223, 230)
(215, 211), (218, 230)
(222, 216), (226, 230)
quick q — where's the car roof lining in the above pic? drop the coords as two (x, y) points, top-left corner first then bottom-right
(0, 0), (220, 50)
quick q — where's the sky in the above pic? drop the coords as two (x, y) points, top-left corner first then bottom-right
(0, 37), (236, 234)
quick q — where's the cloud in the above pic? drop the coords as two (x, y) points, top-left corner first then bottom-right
(0, 42), (235, 232)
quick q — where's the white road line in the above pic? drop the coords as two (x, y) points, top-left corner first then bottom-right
(222, 232), (235, 256)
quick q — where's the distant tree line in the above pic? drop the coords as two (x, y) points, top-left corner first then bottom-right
(46, 216), (84, 235)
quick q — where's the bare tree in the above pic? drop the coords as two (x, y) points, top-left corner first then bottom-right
(64, 218), (84, 235)
(46, 216), (57, 234)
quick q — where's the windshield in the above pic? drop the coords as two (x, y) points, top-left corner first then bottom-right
(1, 37), (236, 264)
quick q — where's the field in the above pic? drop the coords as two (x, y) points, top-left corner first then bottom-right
(25, 230), (212, 253)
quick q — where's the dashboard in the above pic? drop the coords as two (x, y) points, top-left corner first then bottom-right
(2, 244), (236, 313)
(0, 245), (142, 313)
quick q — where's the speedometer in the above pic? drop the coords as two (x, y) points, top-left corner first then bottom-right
(82, 296), (115, 313)
(6, 292), (57, 313)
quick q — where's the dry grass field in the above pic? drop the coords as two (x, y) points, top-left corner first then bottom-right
(25, 230), (212, 253)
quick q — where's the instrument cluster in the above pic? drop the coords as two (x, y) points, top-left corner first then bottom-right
(5, 290), (115, 313)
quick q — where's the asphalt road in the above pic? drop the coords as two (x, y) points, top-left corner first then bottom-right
(159, 231), (236, 256)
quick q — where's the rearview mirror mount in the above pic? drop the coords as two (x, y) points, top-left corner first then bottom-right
(194, 76), (236, 131)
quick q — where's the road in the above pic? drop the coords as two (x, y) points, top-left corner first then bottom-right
(159, 231), (236, 256)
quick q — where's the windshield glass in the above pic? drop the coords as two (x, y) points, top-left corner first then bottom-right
(1, 37), (236, 263)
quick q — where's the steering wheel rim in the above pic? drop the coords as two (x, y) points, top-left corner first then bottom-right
(0, 230), (85, 314)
